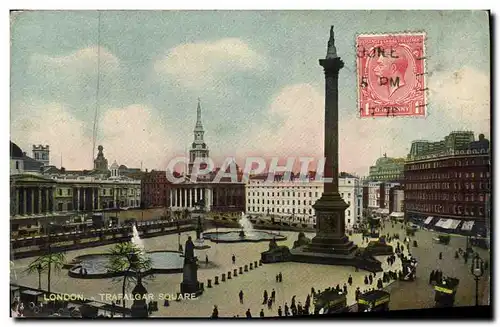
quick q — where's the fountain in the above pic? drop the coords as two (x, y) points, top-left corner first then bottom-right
(238, 212), (256, 237)
(203, 212), (287, 243)
(132, 224), (146, 254)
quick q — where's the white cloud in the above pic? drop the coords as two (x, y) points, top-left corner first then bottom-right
(428, 66), (490, 136)
(235, 71), (491, 177)
(99, 104), (177, 170)
(29, 46), (120, 80)
(10, 102), (177, 171)
(154, 38), (267, 89)
(10, 102), (92, 169)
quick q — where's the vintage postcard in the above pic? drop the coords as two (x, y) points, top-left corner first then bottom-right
(9, 10), (491, 319)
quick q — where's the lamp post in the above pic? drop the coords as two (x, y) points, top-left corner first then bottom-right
(177, 221), (181, 252)
(471, 254), (485, 306)
(36, 263), (42, 289)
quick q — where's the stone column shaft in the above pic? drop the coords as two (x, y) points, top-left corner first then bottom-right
(30, 188), (35, 215)
(38, 188), (42, 214)
(77, 187), (81, 211)
(97, 188), (101, 210)
(23, 188), (27, 215)
(15, 188), (20, 216)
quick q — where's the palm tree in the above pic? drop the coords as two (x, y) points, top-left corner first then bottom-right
(25, 252), (66, 293)
(106, 242), (153, 316)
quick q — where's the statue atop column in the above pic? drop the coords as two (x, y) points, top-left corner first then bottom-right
(326, 25), (338, 59)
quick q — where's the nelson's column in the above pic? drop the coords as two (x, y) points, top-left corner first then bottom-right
(290, 26), (380, 271)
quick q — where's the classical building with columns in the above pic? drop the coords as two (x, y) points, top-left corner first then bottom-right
(169, 180), (246, 214)
(10, 142), (142, 231)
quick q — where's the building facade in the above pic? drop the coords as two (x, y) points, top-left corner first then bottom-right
(389, 185), (405, 213)
(404, 132), (490, 233)
(32, 144), (50, 166)
(141, 170), (170, 208)
(367, 154), (405, 182)
(169, 181), (246, 214)
(245, 175), (363, 229)
(10, 142), (142, 230)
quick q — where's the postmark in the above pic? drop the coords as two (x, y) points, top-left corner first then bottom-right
(357, 33), (426, 117)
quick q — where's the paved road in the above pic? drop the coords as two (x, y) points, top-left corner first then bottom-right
(11, 221), (490, 317)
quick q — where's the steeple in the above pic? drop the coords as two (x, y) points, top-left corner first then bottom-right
(188, 99), (210, 176)
(195, 98), (203, 132)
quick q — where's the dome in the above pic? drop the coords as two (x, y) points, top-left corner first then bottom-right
(119, 165), (127, 170)
(10, 142), (23, 158)
(110, 161), (119, 169)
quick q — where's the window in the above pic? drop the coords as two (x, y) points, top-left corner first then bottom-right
(57, 203), (63, 211)
(67, 189), (71, 195)
(58, 189), (62, 195)
(15, 161), (19, 169)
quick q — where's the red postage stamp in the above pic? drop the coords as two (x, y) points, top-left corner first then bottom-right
(357, 33), (426, 118)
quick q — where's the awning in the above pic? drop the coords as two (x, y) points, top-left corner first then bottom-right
(462, 220), (475, 231)
(424, 216), (434, 225)
(438, 219), (460, 229)
(448, 220), (461, 230)
(390, 212), (404, 218)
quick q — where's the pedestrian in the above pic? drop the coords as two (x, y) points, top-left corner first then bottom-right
(239, 290), (244, 304)
(348, 274), (353, 286)
(263, 290), (268, 304)
(278, 306), (283, 317)
(260, 309), (265, 317)
(297, 302), (303, 315)
(377, 278), (383, 289)
(343, 283), (348, 294)
(311, 287), (315, 295)
(271, 288), (276, 300)
(279, 272), (283, 282)
(267, 298), (273, 309)
(364, 275), (369, 285)
(276, 274), (279, 282)
(245, 309), (252, 318)
(206, 254), (209, 266)
(232, 254), (236, 264)
(369, 274), (373, 285)
(284, 303), (289, 316)
(439, 252), (442, 260)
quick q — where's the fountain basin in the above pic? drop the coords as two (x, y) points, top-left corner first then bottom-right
(203, 230), (287, 243)
(68, 251), (185, 279)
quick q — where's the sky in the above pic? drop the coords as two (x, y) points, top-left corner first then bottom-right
(10, 10), (490, 176)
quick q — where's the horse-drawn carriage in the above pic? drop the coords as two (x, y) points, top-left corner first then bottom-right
(434, 277), (459, 307)
(357, 290), (390, 312)
(313, 289), (348, 314)
(433, 234), (450, 245)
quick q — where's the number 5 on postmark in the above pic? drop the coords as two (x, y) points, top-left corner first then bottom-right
(357, 33), (426, 118)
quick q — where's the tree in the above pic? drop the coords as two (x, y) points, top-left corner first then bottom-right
(106, 242), (153, 316)
(25, 252), (66, 293)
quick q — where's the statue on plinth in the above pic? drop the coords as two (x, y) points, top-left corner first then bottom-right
(131, 275), (148, 317)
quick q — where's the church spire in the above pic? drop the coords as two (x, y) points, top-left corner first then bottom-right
(195, 98), (203, 131)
